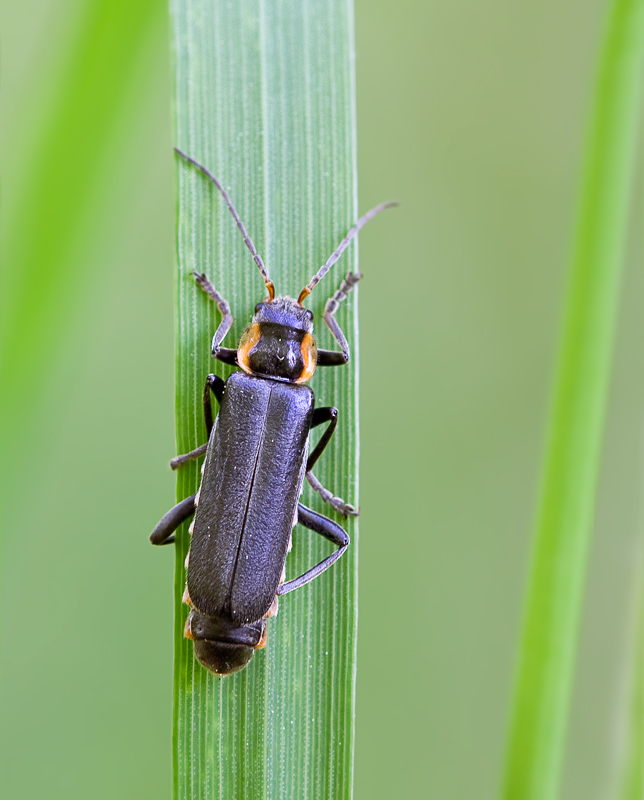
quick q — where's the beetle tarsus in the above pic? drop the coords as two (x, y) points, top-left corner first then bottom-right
(315, 271), (362, 366)
(306, 470), (359, 517)
(193, 271), (234, 354)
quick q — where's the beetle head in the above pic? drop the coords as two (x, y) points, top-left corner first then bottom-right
(237, 296), (317, 383)
(173, 150), (397, 385)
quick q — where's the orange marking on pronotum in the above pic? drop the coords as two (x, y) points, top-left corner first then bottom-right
(237, 322), (261, 375)
(296, 332), (317, 383)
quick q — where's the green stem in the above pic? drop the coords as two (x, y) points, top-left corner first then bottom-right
(501, 1), (644, 798)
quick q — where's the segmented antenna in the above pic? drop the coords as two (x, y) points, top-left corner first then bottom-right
(298, 201), (398, 303)
(174, 147), (275, 299)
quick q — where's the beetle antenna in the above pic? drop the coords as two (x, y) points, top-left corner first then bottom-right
(298, 200), (398, 303)
(174, 147), (275, 300)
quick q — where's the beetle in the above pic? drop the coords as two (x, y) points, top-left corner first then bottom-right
(150, 147), (396, 675)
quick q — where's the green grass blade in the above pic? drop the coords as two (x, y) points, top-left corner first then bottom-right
(615, 576), (644, 800)
(501, 1), (644, 798)
(1, 0), (164, 439)
(170, 2), (358, 798)
(612, 436), (644, 800)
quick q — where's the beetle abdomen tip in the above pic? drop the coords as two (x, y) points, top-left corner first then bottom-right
(193, 639), (255, 675)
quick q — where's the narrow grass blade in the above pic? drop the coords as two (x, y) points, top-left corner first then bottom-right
(612, 433), (644, 800)
(170, 1), (359, 798)
(615, 577), (644, 800)
(501, 1), (644, 798)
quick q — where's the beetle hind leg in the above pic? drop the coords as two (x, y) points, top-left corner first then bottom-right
(150, 494), (196, 545)
(278, 504), (350, 595)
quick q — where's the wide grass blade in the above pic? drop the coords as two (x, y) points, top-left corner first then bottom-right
(170, 1), (359, 798)
(501, 1), (644, 798)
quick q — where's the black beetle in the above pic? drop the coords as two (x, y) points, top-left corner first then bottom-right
(150, 147), (396, 675)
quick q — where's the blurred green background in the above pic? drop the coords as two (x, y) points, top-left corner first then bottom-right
(2, 1), (644, 799)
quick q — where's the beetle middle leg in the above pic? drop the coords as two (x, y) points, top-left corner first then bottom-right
(277, 503), (349, 595)
(170, 374), (225, 469)
(306, 406), (358, 517)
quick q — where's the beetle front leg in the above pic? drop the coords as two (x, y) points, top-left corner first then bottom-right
(277, 504), (349, 595)
(193, 271), (235, 357)
(150, 494), (196, 545)
(194, 270), (238, 364)
(306, 406), (358, 517)
(316, 271), (361, 367)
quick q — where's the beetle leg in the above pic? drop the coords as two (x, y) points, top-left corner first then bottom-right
(306, 471), (358, 517)
(193, 271), (244, 368)
(170, 373), (226, 469)
(170, 443), (208, 470)
(203, 373), (225, 436)
(315, 271), (361, 366)
(306, 406), (358, 516)
(194, 271), (235, 357)
(150, 494), (196, 545)
(278, 504), (349, 595)
(307, 406), (337, 470)
(213, 347), (239, 367)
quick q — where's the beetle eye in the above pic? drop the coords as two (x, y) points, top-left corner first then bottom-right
(255, 303), (263, 313)
(306, 309), (313, 320)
